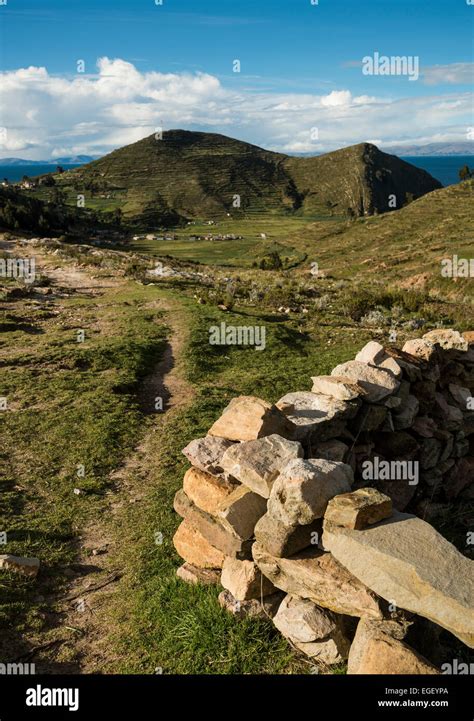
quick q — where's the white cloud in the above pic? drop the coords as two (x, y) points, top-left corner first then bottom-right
(0, 58), (472, 159)
(423, 62), (474, 85)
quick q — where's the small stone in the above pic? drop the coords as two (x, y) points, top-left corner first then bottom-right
(176, 562), (221, 585)
(0, 554), (40, 578)
(324, 488), (392, 530)
(448, 383), (471, 410)
(331, 361), (400, 402)
(311, 376), (367, 401)
(182, 436), (235, 477)
(182, 467), (236, 516)
(355, 341), (402, 379)
(173, 520), (225, 569)
(208, 396), (295, 442)
(412, 416), (437, 438)
(221, 557), (276, 600)
(312, 440), (348, 463)
(217, 485), (268, 541)
(348, 618), (439, 674)
(392, 395), (419, 430)
(218, 589), (283, 619)
(402, 338), (436, 362)
(268, 458), (353, 526)
(220, 434), (303, 498)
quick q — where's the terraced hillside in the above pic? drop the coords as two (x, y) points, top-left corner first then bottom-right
(57, 130), (442, 224)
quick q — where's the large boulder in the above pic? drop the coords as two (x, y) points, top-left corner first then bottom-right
(267, 458), (353, 526)
(220, 434), (303, 498)
(323, 511), (474, 647)
(208, 396), (295, 442)
(253, 544), (383, 618)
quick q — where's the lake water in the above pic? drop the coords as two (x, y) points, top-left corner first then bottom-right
(0, 157), (472, 188)
(0, 164), (82, 182)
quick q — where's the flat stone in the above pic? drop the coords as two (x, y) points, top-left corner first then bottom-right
(254, 513), (322, 557)
(253, 544), (383, 618)
(173, 520), (225, 569)
(392, 395), (419, 430)
(448, 383), (471, 410)
(432, 393), (463, 431)
(419, 438), (441, 470)
(351, 404), (387, 433)
(273, 594), (350, 664)
(217, 485), (268, 541)
(323, 511), (474, 647)
(208, 395), (295, 442)
(174, 489), (252, 557)
(331, 361), (400, 402)
(445, 457), (474, 500)
(176, 563), (221, 586)
(324, 488), (392, 530)
(182, 436), (235, 477)
(276, 391), (359, 442)
(423, 329), (468, 352)
(348, 618), (439, 674)
(182, 467), (236, 516)
(311, 375), (367, 401)
(355, 341), (403, 379)
(220, 434), (303, 499)
(268, 458), (353, 526)
(221, 557), (276, 600)
(218, 589), (284, 619)
(0, 554), (40, 578)
(412, 416), (437, 438)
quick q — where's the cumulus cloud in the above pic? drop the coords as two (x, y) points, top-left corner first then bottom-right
(0, 57), (472, 159)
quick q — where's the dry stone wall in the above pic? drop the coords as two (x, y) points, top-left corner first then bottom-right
(173, 329), (474, 673)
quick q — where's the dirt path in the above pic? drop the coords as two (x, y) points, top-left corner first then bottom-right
(3, 236), (195, 672)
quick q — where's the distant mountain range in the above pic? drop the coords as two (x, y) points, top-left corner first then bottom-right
(380, 142), (474, 157)
(55, 130), (441, 224)
(0, 155), (98, 166)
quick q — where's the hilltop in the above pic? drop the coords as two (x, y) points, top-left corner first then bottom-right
(56, 130), (442, 225)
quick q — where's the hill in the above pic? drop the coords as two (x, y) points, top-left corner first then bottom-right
(57, 130), (442, 225)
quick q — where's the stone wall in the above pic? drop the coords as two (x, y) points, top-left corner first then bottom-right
(173, 329), (474, 673)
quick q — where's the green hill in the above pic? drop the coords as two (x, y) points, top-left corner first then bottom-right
(56, 130), (442, 225)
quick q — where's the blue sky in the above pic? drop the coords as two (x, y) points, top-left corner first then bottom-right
(0, 0), (473, 158)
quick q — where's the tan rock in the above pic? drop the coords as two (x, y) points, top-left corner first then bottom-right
(423, 329), (468, 352)
(173, 521), (225, 569)
(174, 490), (252, 557)
(221, 557), (275, 600)
(331, 361), (400, 402)
(348, 618), (439, 674)
(253, 544), (382, 618)
(311, 375), (367, 401)
(176, 563), (221, 585)
(355, 341), (402, 379)
(402, 338), (436, 362)
(220, 434), (303, 498)
(323, 511), (474, 647)
(276, 391), (359, 442)
(182, 467), (236, 516)
(268, 458), (353, 526)
(217, 485), (268, 540)
(273, 594), (350, 663)
(0, 554), (40, 578)
(182, 436), (235, 477)
(208, 396), (295, 442)
(324, 488), (392, 530)
(218, 589), (283, 619)
(254, 513), (322, 558)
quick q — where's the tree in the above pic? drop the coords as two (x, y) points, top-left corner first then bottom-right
(459, 165), (472, 181)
